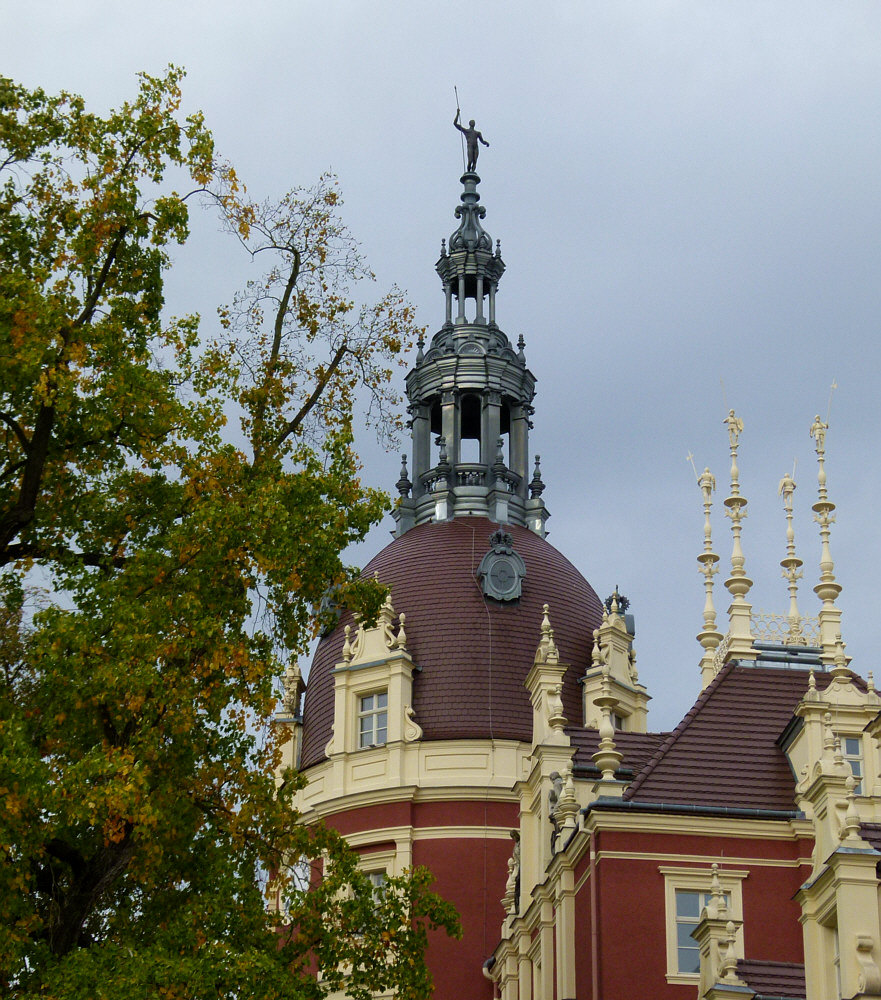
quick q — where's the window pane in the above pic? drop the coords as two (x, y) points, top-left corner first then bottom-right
(678, 946), (700, 974)
(677, 923), (698, 948)
(377, 692), (388, 709)
(676, 891), (701, 918)
(845, 737), (860, 756)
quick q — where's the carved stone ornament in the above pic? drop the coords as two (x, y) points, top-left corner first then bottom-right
(477, 529), (526, 602)
(403, 704), (423, 742)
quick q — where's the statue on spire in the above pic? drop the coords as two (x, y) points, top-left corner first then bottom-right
(454, 110), (490, 172)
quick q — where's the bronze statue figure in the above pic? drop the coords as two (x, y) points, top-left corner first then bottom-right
(454, 110), (489, 171)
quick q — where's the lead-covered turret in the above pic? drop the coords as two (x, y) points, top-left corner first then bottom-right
(394, 171), (549, 536)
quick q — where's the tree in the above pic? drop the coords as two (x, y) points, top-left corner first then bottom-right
(0, 68), (459, 998)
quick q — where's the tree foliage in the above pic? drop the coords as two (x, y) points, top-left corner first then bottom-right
(0, 68), (459, 998)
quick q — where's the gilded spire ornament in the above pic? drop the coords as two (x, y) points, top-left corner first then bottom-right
(696, 466), (723, 687)
(722, 410), (756, 659)
(777, 470), (806, 645)
(810, 414), (843, 664)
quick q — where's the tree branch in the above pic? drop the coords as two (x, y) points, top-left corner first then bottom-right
(0, 411), (30, 452)
(271, 342), (348, 453)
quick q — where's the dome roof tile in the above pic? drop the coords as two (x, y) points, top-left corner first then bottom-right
(300, 518), (604, 769)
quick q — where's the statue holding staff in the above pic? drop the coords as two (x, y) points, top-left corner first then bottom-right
(454, 109), (489, 171)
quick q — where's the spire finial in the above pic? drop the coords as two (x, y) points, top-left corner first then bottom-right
(831, 633), (850, 681)
(537, 603), (559, 663)
(529, 455), (546, 499)
(696, 466), (723, 687)
(722, 411), (755, 659)
(842, 775), (863, 842)
(810, 414), (843, 664)
(396, 453), (412, 498)
(777, 470), (806, 644)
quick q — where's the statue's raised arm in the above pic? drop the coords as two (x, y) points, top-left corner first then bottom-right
(454, 110), (489, 172)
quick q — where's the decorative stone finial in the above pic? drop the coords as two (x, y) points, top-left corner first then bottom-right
(704, 863), (729, 921)
(396, 454), (412, 498)
(722, 411), (755, 660)
(841, 774), (863, 843)
(395, 611), (408, 651)
(282, 661), (303, 715)
(695, 466), (723, 687)
(436, 435), (448, 467)
(556, 765), (579, 832)
(811, 414), (843, 665)
(720, 921), (740, 980)
(529, 455), (545, 499)
(342, 624), (353, 663)
(547, 683), (567, 736)
(778, 470), (806, 645)
(831, 633), (850, 681)
(536, 604), (560, 664)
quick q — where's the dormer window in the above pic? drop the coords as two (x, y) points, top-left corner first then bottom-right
(358, 692), (388, 748)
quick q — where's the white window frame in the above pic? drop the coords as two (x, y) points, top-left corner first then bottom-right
(358, 690), (388, 748)
(659, 866), (748, 985)
(841, 735), (864, 794)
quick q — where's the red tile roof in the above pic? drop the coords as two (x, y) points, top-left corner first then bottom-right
(301, 518), (604, 769)
(861, 823), (881, 853)
(737, 960), (806, 999)
(623, 663), (825, 811)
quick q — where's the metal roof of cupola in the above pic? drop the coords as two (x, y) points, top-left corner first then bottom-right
(394, 170), (549, 537)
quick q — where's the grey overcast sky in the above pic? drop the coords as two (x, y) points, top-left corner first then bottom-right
(6, 2), (881, 730)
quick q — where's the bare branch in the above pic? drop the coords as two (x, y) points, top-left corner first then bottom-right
(272, 341), (349, 453)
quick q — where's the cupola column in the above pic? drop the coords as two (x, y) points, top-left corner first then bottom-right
(482, 392), (502, 470)
(444, 282), (453, 325)
(510, 405), (530, 496)
(488, 282), (496, 324)
(456, 276), (466, 323)
(475, 276), (485, 323)
(411, 404), (431, 494)
(442, 390), (460, 467)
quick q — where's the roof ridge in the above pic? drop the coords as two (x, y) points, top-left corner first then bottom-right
(624, 659), (737, 801)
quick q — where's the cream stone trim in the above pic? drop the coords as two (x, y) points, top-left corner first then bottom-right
(570, 850), (808, 897)
(581, 808), (800, 841)
(294, 737), (531, 818)
(357, 845), (398, 878)
(300, 782), (521, 822)
(412, 824), (515, 841)
(659, 865), (748, 985)
(598, 850), (811, 869)
(342, 824), (515, 850)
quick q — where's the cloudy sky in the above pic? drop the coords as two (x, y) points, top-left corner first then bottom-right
(6, 2), (881, 730)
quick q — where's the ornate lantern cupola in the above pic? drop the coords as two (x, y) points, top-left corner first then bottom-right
(394, 167), (549, 537)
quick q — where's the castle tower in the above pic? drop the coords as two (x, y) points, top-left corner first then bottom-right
(294, 165), (606, 1000)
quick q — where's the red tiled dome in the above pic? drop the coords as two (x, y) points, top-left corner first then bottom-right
(300, 518), (604, 769)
